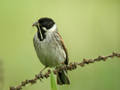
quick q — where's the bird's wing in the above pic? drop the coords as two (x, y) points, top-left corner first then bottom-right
(54, 32), (69, 65)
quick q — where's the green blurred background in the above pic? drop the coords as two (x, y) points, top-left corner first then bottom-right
(0, 0), (120, 90)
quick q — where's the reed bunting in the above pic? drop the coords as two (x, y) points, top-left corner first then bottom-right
(32, 17), (70, 85)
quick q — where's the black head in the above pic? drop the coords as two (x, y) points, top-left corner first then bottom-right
(38, 17), (55, 29)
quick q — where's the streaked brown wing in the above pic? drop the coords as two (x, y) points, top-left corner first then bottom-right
(55, 32), (69, 65)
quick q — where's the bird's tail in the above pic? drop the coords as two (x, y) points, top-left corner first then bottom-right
(57, 70), (70, 85)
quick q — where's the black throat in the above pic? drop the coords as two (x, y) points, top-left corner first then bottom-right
(37, 26), (46, 41)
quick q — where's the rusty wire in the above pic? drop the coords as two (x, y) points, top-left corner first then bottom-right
(10, 52), (120, 90)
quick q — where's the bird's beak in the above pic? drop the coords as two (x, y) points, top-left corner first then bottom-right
(32, 22), (38, 27)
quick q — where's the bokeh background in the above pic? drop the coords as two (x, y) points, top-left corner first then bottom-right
(0, 0), (120, 90)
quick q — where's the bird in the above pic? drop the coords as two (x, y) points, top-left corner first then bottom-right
(32, 17), (70, 85)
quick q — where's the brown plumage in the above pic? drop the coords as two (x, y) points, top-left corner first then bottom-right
(55, 32), (70, 85)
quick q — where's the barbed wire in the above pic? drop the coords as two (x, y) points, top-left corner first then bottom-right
(10, 52), (120, 90)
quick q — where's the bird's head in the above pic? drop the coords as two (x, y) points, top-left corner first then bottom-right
(32, 17), (56, 32)
(32, 17), (57, 41)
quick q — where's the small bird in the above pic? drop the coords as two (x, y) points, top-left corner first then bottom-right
(32, 17), (70, 85)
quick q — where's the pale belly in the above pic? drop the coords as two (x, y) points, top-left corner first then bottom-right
(33, 33), (66, 67)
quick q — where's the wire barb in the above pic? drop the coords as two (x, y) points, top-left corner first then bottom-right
(10, 52), (120, 90)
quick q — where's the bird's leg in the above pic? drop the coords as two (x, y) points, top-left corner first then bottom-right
(40, 66), (47, 74)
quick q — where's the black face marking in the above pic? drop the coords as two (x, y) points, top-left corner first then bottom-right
(37, 25), (46, 41)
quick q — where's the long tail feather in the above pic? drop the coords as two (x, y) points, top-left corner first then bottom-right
(57, 70), (70, 85)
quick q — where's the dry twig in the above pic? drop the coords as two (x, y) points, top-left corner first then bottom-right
(10, 52), (120, 90)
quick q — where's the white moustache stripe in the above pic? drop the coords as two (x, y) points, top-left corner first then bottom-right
(38, 25), (43, 40)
